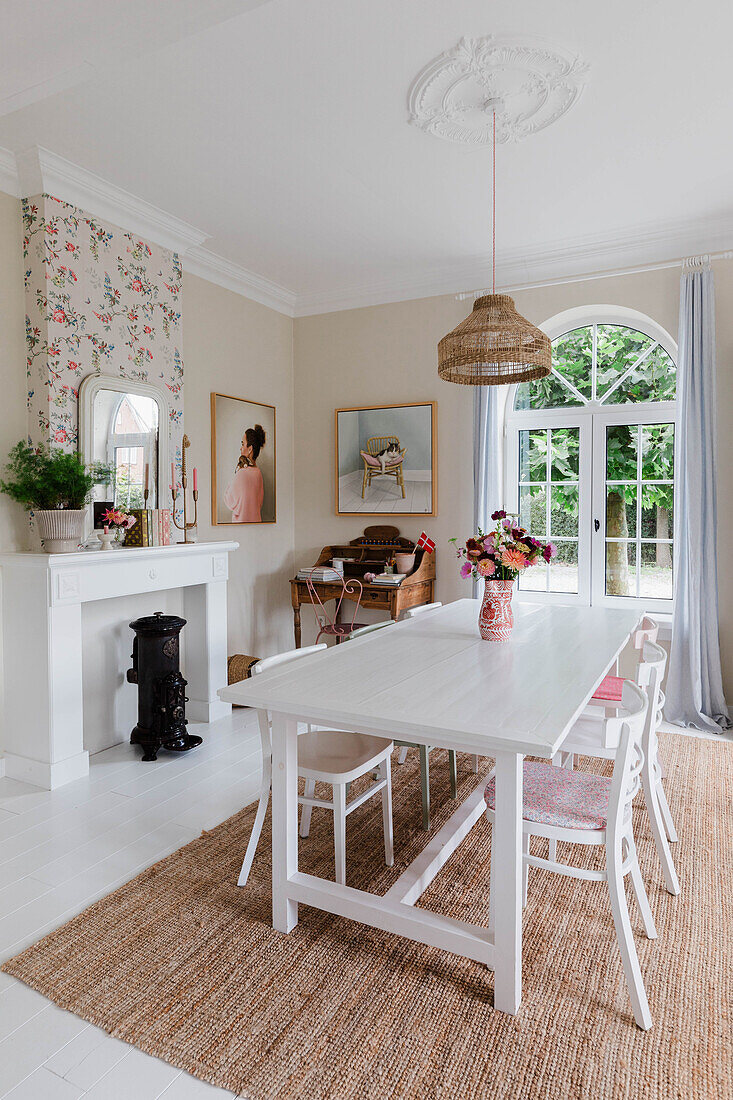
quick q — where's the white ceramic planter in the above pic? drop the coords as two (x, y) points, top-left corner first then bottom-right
(35, 508), (87, 553)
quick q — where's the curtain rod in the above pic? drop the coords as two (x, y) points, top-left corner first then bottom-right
(455, 250), (733, 301)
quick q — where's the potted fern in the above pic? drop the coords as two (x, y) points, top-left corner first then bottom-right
(0, 442), (111, 553)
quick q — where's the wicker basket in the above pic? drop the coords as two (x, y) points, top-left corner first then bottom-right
(227, 654), (260, 706)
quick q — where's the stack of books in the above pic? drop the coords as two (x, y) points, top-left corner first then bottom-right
(296, 566), (343, 582)
(126, 509), (173, 547)
(370, 573), (406, 586)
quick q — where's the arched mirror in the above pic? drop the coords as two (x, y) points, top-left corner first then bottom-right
(79, 375), (170, 526)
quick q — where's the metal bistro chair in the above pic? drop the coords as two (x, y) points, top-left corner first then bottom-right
(237, 644), (394, 888)
(306, 568), (366, 644)
(360, 435), (406, 500)
(485, 681), (657, 1030)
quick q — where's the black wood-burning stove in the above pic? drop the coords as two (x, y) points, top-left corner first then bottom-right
(127, 612), (203, 761)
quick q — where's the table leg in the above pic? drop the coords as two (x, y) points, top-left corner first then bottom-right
(492, 751), (523, 1015)
(293, 604), (302, 649)
(271, 712), (299, 932)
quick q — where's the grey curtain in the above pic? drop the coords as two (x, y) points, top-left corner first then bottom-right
(473, 387), (503, 595)
(666, 263), (731, 732)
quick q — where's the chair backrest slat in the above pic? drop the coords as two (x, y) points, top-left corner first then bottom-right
(402, 602), (442, 619)
(348, 620), (396, 640)
(366, 435), (401, 455)
(606, 681), (648, 827)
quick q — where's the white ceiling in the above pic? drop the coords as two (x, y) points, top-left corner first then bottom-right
(2, 0), (732, 315)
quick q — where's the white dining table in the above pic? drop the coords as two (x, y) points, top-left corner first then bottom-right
(220, 599), (643, 1015)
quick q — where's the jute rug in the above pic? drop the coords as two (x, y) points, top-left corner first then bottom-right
(3, 734), (731, 1099)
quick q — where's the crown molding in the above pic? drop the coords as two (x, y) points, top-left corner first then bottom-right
(184, 246), (297, 316)
(2, 144), (732, 319)
(292, 211), (733, 316)
(15, 146), (209, 255)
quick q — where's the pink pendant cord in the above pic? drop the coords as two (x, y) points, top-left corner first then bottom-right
(492, 108), (496, 294)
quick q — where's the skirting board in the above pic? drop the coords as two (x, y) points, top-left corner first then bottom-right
(188, 698), (232, 723)
(2, 749), (89, 790)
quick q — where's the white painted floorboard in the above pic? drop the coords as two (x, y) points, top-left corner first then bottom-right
(0, 709), (259, 1099)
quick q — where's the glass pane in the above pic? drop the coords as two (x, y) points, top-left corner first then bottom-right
(550, 427), (580, 480)
(114, 446), (146, 509)
(640, 495), (673, 541)
(549, 542), (578, 593)
(551, 486), (578, 538)
(595, 326), (654, 399)
(519, 485), (546, 536)
(515, 371), (584, 411)
(605, 541), (636, 598)
(606, 424), (638, 482)
(603, 345), (676, 405)
(639, 543), (673, 600)
(518, 429), (547, 482)
(552, 327), (593, 402)
(606, 486), (636, 539)
(641, 423), (674, 481)
(520, 563), (547, 591)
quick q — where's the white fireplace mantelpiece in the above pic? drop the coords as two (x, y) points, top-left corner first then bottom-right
(0, 541), (239, 789)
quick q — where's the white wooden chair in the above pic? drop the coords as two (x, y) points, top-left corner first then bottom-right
(401, 603), (443, 619)
(348, 620), (397, 639)
(558, 639), (680, 895)
(237, 644), (394, 888)
(485, 681), (657, 1030)
(589, 615), (659, 704)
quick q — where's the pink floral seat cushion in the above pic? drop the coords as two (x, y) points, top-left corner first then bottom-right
(484, 761), (612, 831)
(592, 674), (624, 702)
(360, 451), (404, 468)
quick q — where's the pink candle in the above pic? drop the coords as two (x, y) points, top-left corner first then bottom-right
(171, 462), (175, 493)
(144, 463), (149, 493)
(103, 525), (109, 534)
(193, 467), (198, 492)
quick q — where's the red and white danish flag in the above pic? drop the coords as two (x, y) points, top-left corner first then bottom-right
(417, 531), (435, 553)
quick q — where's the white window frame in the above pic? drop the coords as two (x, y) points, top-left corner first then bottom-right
(506, 412), (592, 605)
(504, 305), (678, 613)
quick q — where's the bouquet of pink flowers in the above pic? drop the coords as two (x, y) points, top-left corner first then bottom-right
(101, 507), (137, 531)
(451, 510), (556, 581)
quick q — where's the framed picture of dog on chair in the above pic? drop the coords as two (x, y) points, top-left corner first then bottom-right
(335, 401), (436, 516)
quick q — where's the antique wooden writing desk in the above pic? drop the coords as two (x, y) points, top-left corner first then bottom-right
(290, 526), (436, 647)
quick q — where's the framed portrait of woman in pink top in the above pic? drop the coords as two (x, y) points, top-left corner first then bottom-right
(211, 393), (276, 524)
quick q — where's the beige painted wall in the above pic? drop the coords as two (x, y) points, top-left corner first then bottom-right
(293, 261), (733, 698)
(183, 272), (295, 658)
(0, 192), (31, 551)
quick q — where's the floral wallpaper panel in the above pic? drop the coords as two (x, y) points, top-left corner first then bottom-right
(22, 194), (183, 495)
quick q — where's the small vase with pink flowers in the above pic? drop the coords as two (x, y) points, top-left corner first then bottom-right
(450, 511), (556, 641)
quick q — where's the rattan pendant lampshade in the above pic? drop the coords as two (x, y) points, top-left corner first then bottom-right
(437, 110), (552, 386)
(438, 293), (551, 385)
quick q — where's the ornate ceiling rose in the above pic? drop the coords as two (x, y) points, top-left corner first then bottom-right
(408, 34), (589, 145)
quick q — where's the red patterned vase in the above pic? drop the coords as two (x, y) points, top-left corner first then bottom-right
(478, 578), (515, 641)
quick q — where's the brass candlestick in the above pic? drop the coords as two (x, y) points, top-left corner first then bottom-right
(171, 434), (198, 544)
